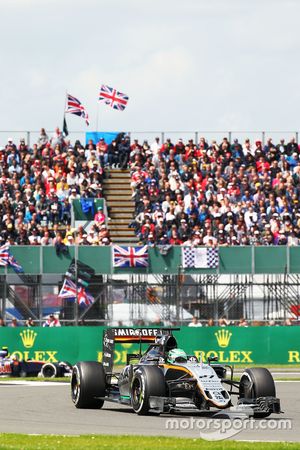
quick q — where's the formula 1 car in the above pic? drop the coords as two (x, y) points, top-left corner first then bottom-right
(0, 347), (72, 378)
(71, 328), (281, 417)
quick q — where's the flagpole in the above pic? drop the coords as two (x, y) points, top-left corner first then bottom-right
(63, 90), (67, 125)
(75, 244), (78, 326)
(3, 264), (7, 325)
(63, 90), (68, 137)
(96, 100), (100, 132)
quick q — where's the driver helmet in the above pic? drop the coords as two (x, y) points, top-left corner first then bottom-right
(167, 348), (187, 364)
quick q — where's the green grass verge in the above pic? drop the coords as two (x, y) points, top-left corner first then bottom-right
(0, 434), (299, 450)
(0, 377), (68, 382)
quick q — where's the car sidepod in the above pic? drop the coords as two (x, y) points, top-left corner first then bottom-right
(163, 362), (231, 409)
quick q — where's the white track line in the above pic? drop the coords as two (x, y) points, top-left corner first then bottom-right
(235, 372), (300, 376)
(275, 380), (300, 383)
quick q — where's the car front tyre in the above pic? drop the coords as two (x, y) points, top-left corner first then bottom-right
(239, 367), (276, 418)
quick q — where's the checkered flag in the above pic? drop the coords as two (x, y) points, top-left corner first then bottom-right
(182, 247), (219, 268)
(206, 248), (219, 268)
(182, 247), (195, 268)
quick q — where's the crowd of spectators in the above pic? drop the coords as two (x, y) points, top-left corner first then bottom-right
(187, 316), (295, 327)
(129, 135), (300, 246)
(0, 128), (112, 247)
(0, 315), (296, 327)
(2, 129), (300, 247)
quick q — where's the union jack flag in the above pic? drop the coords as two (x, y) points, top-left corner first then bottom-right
(58, 278), (77, 299)
(0, 244), (10, 266)
(0, 244), (23, 273)
(99, 84), (129, 111)
(77, 286), (94, 307)
(8, 255), (24, 273)
(65, 94), (90, 125)
(58, 278), (94, 307)
(113, 246), (148, 268)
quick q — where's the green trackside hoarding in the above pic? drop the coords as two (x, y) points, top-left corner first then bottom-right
(0, 327), (299, 365)
(1, 245), (300, 274)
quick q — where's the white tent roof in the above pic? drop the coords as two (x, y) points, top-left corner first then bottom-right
(108, 303), (192, 326)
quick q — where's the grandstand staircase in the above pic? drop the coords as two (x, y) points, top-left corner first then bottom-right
(103, 169), (138, 244)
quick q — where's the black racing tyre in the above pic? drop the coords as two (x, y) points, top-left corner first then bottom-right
(71, 361), (106, 409)
(130, 365), (166, 415)
(41, 363), (57, 378)
(239, 368), (276, 418)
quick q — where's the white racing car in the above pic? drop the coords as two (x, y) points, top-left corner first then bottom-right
(71, 328), (281, 417)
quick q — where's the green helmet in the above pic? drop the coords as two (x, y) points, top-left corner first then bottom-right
(167, 348), (187, 364)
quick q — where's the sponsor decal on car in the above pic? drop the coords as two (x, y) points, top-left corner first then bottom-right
(0, 362), (12, 374)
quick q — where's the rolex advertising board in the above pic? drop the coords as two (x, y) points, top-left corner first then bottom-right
(0, 327), (299, 365)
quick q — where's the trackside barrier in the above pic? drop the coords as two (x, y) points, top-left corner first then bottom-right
(1, 246), (300, 275)
(0, 326), (299, 365)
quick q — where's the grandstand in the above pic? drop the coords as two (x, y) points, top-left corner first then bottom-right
(1, 130), (300, 247)
(0, 129), (300, 326)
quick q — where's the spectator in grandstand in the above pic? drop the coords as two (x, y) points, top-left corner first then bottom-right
(150, 136), (161, 162)
(94, 205), (106, 227)
(118, 136), (131, 169)
(96, 137), (108, 167)
(51, 127), (65, 149)
(238, 318), (249, 327)
(286, 137), (299, 155)
(54, 234), (68, 255)
(218, 317), (231, 327)
(43, 314), (61, 327)
(65, 234), (75, 246)
(25, 317), (35, 327)
(188, 316), (202, 327)
(107, 139), (119, 168)
(37, 128), (49, 149)
(101, 236), (111, 245)
(9, 318), (18, 327)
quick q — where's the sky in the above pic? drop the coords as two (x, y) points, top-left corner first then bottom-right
(1, 0), (300, 140)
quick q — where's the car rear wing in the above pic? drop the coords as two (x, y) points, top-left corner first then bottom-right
(102, 327), (179, 372)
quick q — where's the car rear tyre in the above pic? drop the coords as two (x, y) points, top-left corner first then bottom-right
(71, 361), (106, 409)
(130, 366), (166, 415)
(239, 368), (276, 418)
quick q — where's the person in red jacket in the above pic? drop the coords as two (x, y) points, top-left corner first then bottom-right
(94, 206), (106, 227)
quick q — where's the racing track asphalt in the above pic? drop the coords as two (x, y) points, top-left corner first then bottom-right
(0, 382), (298, 442)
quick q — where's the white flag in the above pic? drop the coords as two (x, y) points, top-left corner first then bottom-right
(194, 248), (209, 268)
(182, 247), (219, 269)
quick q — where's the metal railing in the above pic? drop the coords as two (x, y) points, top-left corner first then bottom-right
(1, 130), (300, 147)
